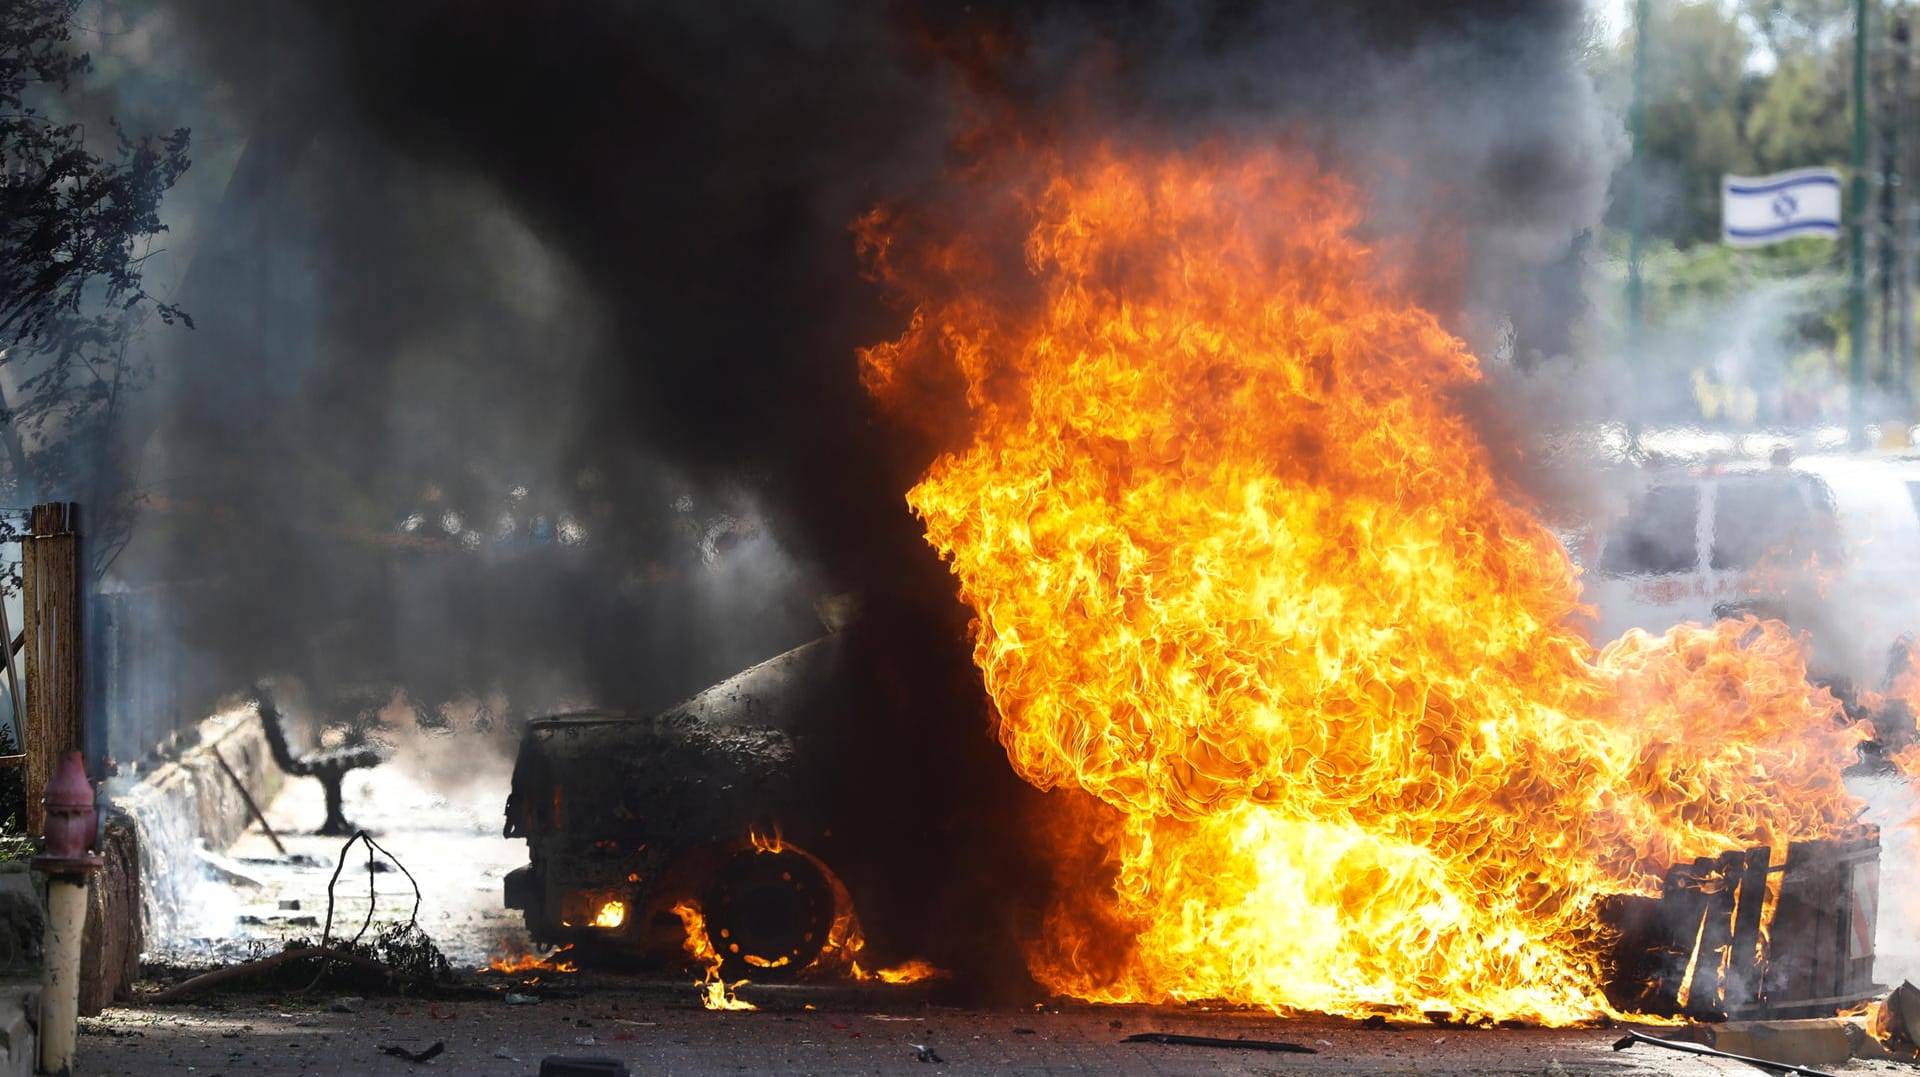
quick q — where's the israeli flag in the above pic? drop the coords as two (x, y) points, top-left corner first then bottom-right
(1722, 168), (1843, 246)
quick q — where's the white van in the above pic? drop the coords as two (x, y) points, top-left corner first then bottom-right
(1582, 454), (1920, 692)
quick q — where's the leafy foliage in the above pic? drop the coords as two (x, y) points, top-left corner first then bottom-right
(0, 0), (189, 569)
(1593, 0), (1865, 248)
(1, 0), (190, 351)
(1585, 0), (1918, 411)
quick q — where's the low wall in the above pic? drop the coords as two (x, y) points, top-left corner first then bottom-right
(80, 813), (138, 1015)
(90, 706), (280, 1014)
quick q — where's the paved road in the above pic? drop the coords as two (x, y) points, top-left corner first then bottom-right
(80, 982), (1828, 1077)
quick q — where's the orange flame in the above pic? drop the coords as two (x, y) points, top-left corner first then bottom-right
(670, 900), (757, 1011)
(590, 900), (627, 929)
(857, 139), (1867, 1024)
(1868, 639), (1920, 775)
(847, 957), (947, 985)
(483, 943), (576, 975)
(873, 958), (945, 985)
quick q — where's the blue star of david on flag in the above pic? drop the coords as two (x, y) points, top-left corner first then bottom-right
(1723, 169), (1842, 246)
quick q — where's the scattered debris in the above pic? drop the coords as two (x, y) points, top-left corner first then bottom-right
(1011, 1027), (1036, 1035)
(538, 1058), (630, 1077)
(1123, 1032), (1317, 1054)
(195, 848), (266, 888)
(912, 1043), (944, 1063)
(378, 1041), (445, 1064)
(147, 945), (397, 1002)
(318, 830), (423, 952)
(1703, 1019), (1860, 1068)
(1612, 1030), (1841, 1076)
(1870, 980), (1920, 1056)
(493, 1047), (518, 1061)
(503, 993), (540, 1006)
(236, 853), (327, 868)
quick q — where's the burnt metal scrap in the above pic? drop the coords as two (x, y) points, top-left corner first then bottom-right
(379, 1041), (445, 1064)
(1603, 831), (1881, 1021)
(1613, 1031), (1843, 1077)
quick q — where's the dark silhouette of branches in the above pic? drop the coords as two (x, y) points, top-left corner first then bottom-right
(0, 0), (190, 567)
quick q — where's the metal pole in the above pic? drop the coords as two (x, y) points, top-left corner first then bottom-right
(1897, 16), (1915, 422)
(1882, 12), (1899, 398)
(1626, 0), (1652, 373)
(1851, 0), (1873, 448)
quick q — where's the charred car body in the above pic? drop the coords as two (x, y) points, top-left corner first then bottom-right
(504, 636), (854, 973)
(502, 618), (1050, 982)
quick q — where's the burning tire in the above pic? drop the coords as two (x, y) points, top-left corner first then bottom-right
(701, 846), (834, 977)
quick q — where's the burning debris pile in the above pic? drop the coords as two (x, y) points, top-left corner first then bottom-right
(856, 138), (1876, 1024)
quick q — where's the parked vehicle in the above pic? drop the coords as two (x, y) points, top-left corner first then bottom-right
(1582, 453), (1920, 695)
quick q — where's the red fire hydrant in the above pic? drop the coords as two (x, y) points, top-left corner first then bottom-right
(40, 752), (97, 861)
(34, 751), (101, 1076)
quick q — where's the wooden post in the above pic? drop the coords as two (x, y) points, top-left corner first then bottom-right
(1723, 846), (1771, 1010)
(22, 503), (81, 835)
(1657, 860), (1711, 1013)
(1685, 850), (1745, 1014)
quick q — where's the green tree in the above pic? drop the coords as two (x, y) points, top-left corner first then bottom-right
(0, 0), (189, 506)
(1739, 0), (1854, 57)
(1744, 52), (1851, 171)
(1603, 0), (1758, 245)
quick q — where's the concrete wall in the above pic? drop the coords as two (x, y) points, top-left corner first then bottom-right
(89, 707), (280, 1014)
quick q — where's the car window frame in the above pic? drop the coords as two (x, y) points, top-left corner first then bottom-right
(1596, 480), (1704, 578)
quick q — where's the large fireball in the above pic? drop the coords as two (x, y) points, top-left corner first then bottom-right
(858, 140), (1866, 1023)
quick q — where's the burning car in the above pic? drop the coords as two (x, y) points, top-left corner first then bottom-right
(503, 634), (863, 975)
(500, 612), (1043, 989)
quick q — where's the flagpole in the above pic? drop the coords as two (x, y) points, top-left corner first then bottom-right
(1851, 0), (1871, 448)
